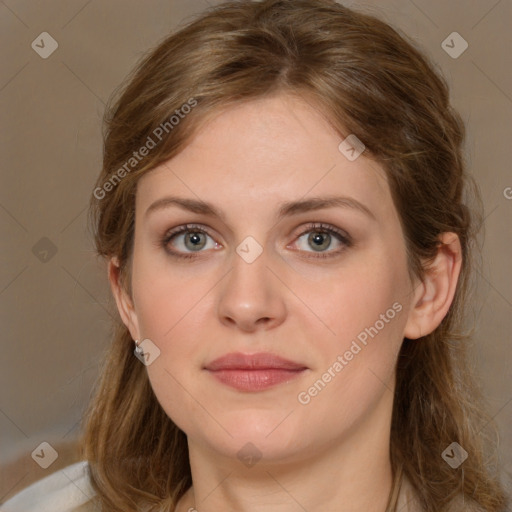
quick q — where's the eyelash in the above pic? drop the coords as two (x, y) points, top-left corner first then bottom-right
(160, 222), (352, 260)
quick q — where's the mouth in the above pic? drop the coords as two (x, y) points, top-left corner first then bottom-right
(204, 352), (308, 392)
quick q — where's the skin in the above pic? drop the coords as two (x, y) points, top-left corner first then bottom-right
(109, 93), (462, 511)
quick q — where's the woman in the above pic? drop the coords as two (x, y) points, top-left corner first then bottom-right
(3, 0), (508, 510)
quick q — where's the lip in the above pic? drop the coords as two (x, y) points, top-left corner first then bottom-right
(204, 352), (308, 392)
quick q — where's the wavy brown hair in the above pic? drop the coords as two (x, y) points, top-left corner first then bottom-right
(79, 1), (509, 510)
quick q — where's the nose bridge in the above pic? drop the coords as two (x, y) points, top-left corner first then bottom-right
(216, 238), (287, 330)
(226, 240), (273, 302)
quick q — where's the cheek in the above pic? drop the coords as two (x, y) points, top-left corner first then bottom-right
(295, 286), (406, 436)
(297, 247), (409, 401)
(132, 272), (213, 432)
(130, 248), (212, 341)
(295, 249), (408, 352)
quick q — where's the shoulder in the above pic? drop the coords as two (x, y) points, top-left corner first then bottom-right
(1, 460), (97, 512)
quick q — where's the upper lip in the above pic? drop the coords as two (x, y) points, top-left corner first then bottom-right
(205, 352), (307, 371)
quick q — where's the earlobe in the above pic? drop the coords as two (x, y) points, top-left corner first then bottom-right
(403, 233), (462, 340)
(108, 256), (141, 341)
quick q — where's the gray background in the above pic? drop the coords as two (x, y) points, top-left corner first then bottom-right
(1, 0), (511, 503)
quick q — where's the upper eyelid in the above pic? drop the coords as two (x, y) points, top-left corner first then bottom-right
(164, 223), (214, 240)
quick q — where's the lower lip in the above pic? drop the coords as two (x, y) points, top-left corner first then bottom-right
(207, 369), (306, 391)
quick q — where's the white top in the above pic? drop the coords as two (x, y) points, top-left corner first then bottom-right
(1, 461), (96, 512)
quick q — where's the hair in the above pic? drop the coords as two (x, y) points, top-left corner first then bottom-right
(79, 1), (509, 511)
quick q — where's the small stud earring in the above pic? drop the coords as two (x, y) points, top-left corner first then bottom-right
(134, 339), (144, 356)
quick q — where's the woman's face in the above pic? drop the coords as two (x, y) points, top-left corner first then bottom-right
(118, 93), (421, 465)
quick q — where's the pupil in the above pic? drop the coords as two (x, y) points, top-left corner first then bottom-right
(186, 232), (205, 250)
(309, 232), (330, 251)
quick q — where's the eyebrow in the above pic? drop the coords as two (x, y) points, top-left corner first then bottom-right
(144, 195), (376, 222)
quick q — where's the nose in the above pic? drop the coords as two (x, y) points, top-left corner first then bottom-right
(216, 246), (287, 333)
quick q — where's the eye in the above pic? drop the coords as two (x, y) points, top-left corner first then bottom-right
(290, 223), (352, 259)
(161, 224), (220, 259)
(160, 222), (352, 260)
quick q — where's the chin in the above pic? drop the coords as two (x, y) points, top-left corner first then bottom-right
(187, 411), (318, 463)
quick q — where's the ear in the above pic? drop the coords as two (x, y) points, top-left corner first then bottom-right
(108, 256), (141, 341)
(403, 232), (463, 340)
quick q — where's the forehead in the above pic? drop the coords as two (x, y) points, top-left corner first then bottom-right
(136, 94), (393, 223)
